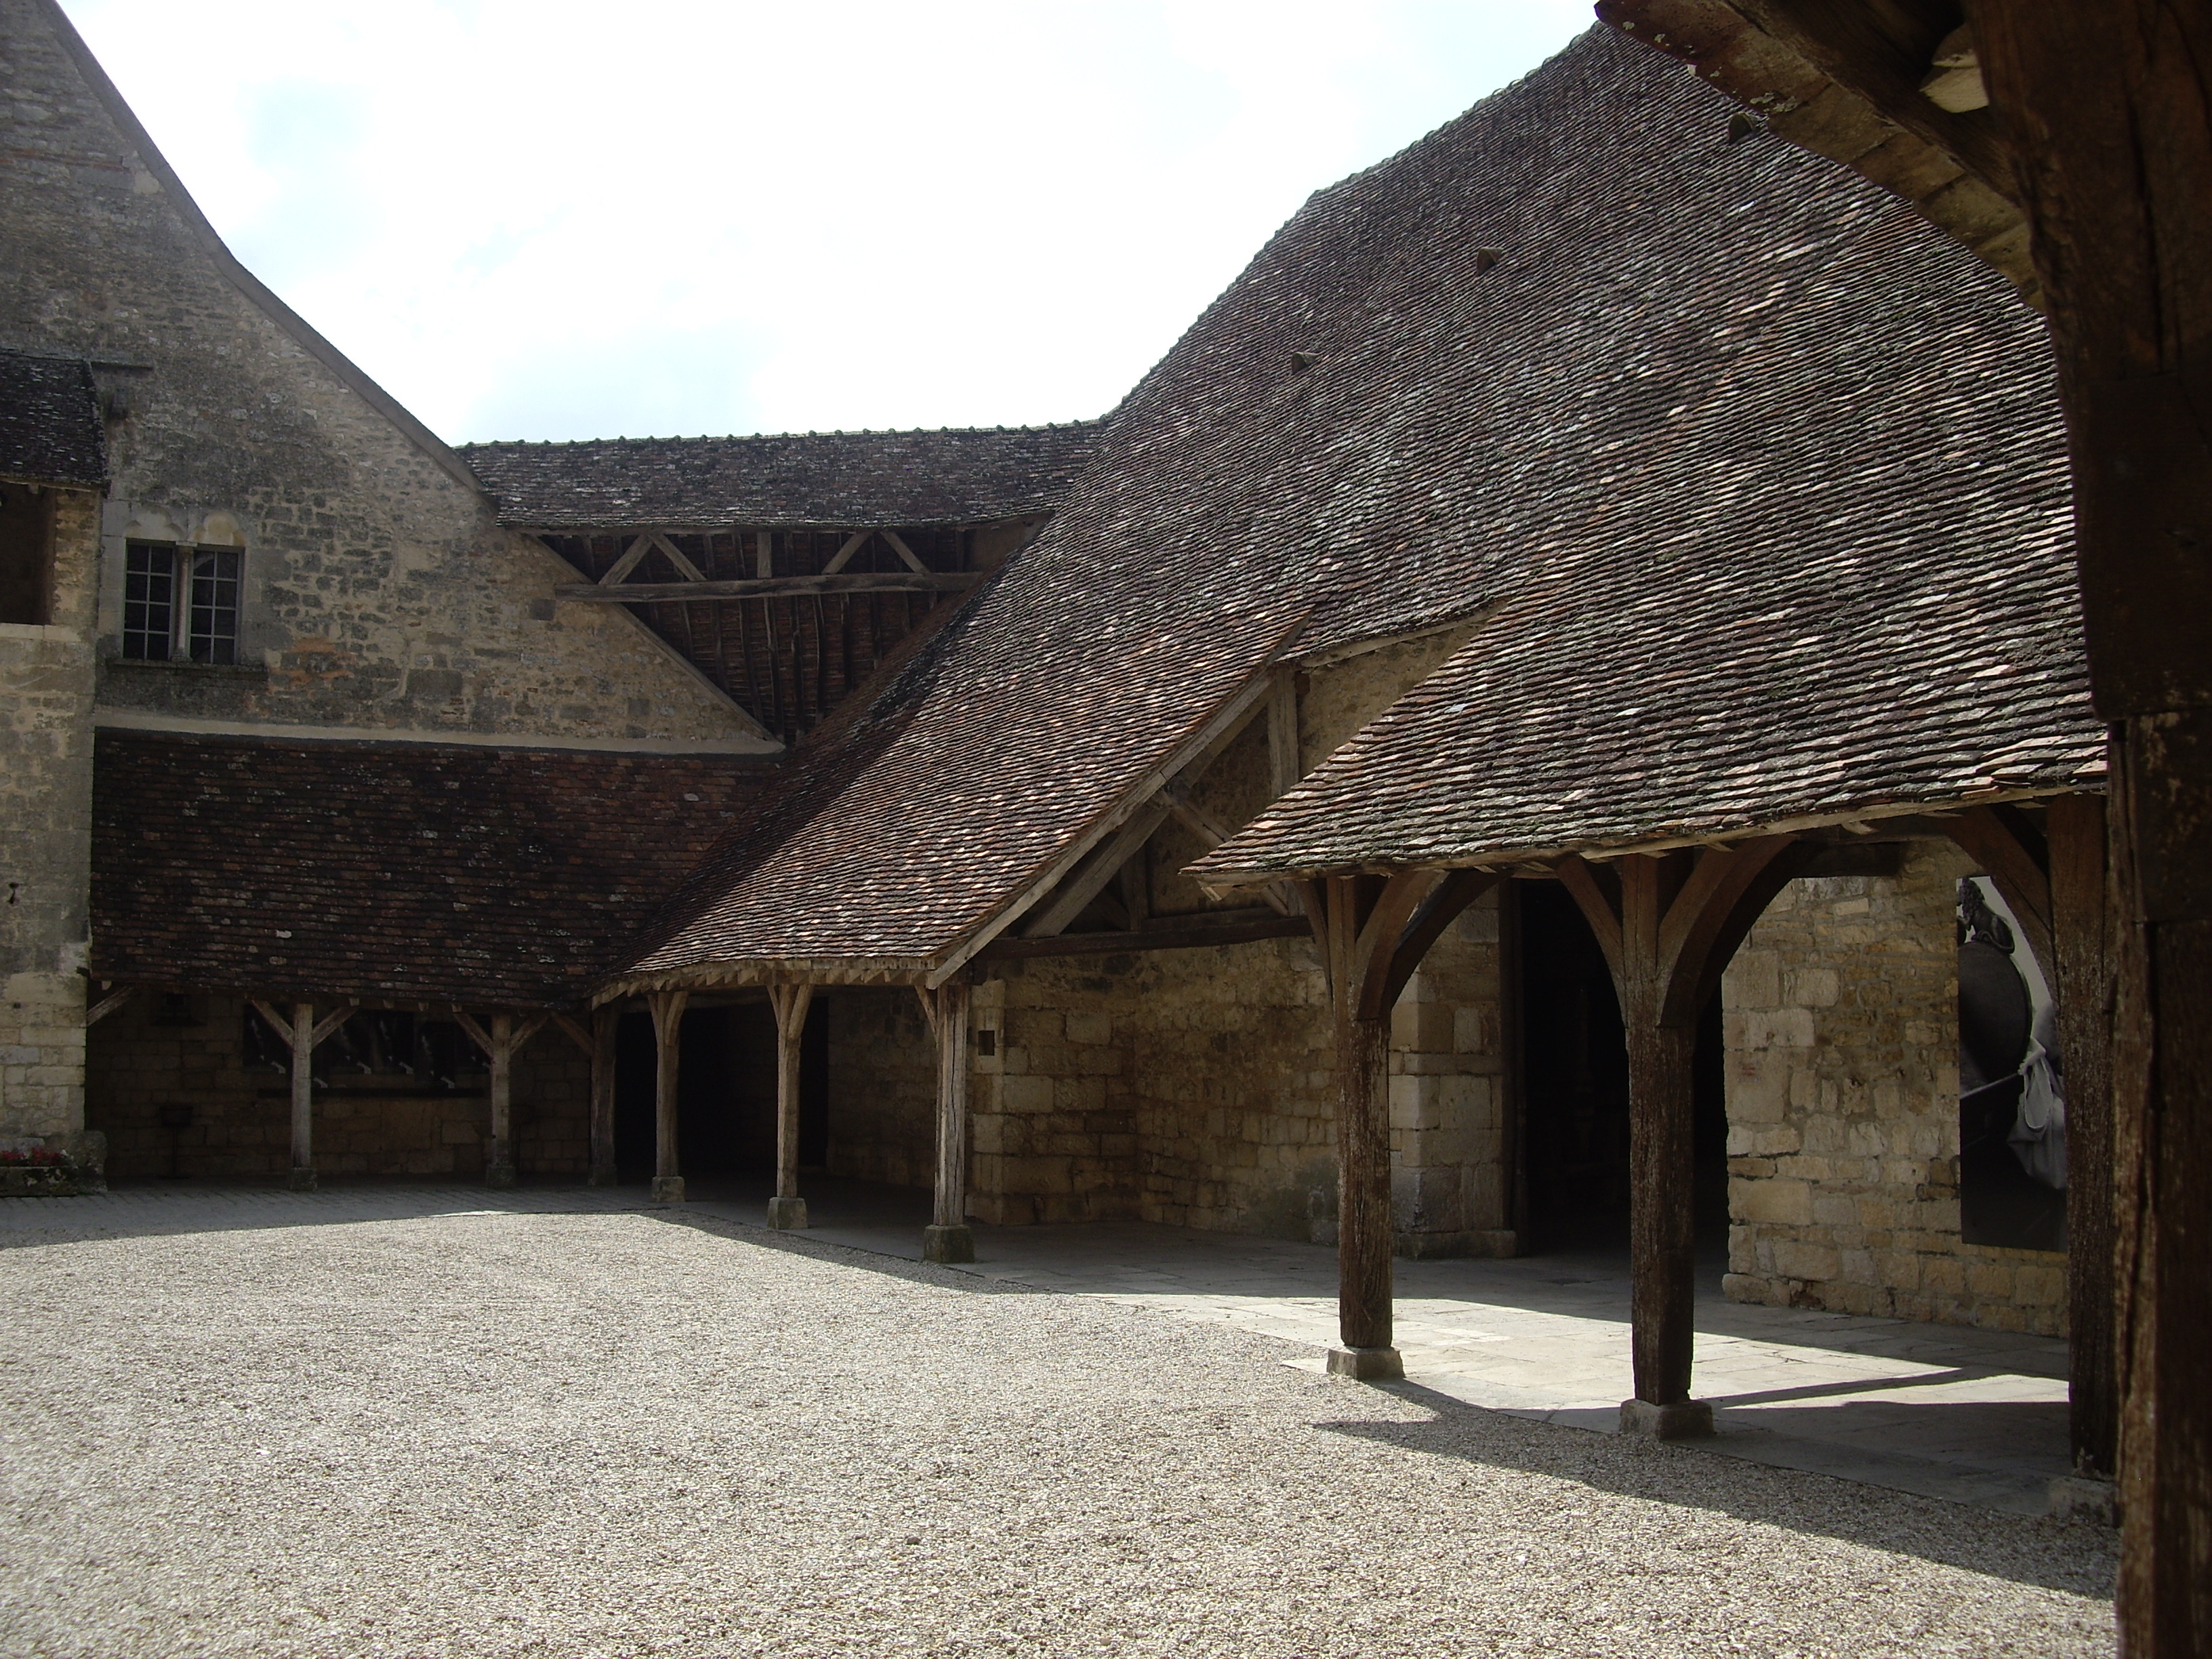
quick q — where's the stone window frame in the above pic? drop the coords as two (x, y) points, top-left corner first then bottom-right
(104, 506), (256, 669)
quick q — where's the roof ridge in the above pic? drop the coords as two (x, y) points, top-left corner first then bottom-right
(455, 417), (1107, 451)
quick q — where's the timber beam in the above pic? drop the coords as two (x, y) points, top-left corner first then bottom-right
(916, 979), (976, 1264)
(556, 572), (977, 602)
(1553, 836), (1817, 1436)
(1298, 867), (1502, 1381)
(766, 983), (814, 1229)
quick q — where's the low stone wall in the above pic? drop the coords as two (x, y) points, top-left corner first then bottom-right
(86, 992), (590, 1181)
(1721, 841), (2067, 1335)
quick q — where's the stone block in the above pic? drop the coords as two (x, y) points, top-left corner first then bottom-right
(1732, 1177), (1811, 1227)
(1770, 1240), (1840, 1282)
(1063, 1010), (1112, 1046)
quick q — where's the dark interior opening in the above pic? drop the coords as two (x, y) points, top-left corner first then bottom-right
(1515, 880), (1728, 1253)
(611, 997), (830, 1183)
(0, 484), (54, 626)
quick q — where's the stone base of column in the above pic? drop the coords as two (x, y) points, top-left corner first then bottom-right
(485, 1162), (516, 1190)
(2049, 1475), (2118, 1526)
(1326, 1346), (1404, 1381)
(1619, 1398), (1713, 1439)
(766, 1195), (808, 1229)
(921, 1223), (975, 1263)
(649, 1176), (685, 1204)
(286, 1168), (317, 1193)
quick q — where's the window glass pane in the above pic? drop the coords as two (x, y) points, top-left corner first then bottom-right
(122, 541), (175, 660)
(187, 548), (240, 665)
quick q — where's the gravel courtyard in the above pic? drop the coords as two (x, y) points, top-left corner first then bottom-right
(0, 1196), (2115, 1658)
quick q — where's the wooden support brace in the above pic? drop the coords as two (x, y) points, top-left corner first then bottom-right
(879, 529), (930, 573)
(821, 530), (874, 574)
(85, 986), (135, 1027)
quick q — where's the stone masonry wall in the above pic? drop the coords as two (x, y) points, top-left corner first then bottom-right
(0, 485), (100, 1147)
(962, 897), (1511, 1250)
(1721, 840), (2067, 1335)
(3, 0), (768, 754)
(86, 993), (589, 1181)
(825, 989), (937, 1191)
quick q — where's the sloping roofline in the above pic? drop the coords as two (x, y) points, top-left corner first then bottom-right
(35, 0), (487, 498)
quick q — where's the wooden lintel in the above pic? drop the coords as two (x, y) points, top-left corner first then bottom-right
(557, 571), (977, 602)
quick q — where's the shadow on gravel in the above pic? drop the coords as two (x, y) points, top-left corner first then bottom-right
(645, 1207), (1048, 1296)
(1317, 1390), (2117, 1599)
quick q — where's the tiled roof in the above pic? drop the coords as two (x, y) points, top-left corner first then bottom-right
(617, 26), (2094, 981)
(1187, 77), (2097, 881)
(91, 733), (771, 1007)
(457, 423), (1104, 530)
(0, 350), (104, 487)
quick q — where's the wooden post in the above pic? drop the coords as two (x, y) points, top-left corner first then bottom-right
(766, 983), (813, 1227)
(587, 1005), (617, 1187)
(1959, 9), (2212, 1639)
(1298, 867), (1500, 1381)
(648, 989), (689, 1204)
(917, 979), (975, 1263)
(2047, 793), (2116, 1483)
(485, 1011), (516, 1189)
(1557, 837), (1814, 1438)
(250, 1000), (353, 1193)
(765, 983), (812, 1227)
(287, 1002), (316, 1192)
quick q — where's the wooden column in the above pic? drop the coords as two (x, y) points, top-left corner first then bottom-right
(1961, 8), (2212, 1639)
(2048, 794), (2116, 1481)
(917, 978), (975, 1263)
(250, 1000), (350, 1193)
(1948, 798), (2119, 1488)
(647, 989), (689, 1204)
(453, 1009), (550, 1190)
(287, 1002), (316, 1191)
(1298, 867), (1499, 1380)
(766, 983), (813, 1227)
(586, 1006), (617, 1187)
(1556, 836), (1814, 1437)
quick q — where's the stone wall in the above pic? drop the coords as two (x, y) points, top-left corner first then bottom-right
(1721, 840), (2068, 1335)
(825, 989), (937, 1190)
(2, 0), (770, 756)
(85, 993), (590, 1181)
(958, 895), (1511, 1250)
(0, 485), (100, 1147)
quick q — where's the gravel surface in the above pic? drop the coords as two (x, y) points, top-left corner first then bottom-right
(0, 1201), (2116, 1658)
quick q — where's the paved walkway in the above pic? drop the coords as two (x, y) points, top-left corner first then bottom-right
(5, 1178), (2073, 1517)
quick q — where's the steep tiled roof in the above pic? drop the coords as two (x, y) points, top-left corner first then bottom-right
(1187, 100), (2097, 880)
(617, 27), (2090, 981)
(0, 349), (104, 487)
(91, 733), (770, 1007)
(458, 422), (1103, 530)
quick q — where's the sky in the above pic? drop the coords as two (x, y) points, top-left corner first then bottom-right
(62, 1), (1593, 445)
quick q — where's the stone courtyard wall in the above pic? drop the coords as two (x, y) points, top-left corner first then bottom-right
(1721, 840), (2068, 1335)
(0, 487), (100, 1149)
(85, 992), (590, 1181)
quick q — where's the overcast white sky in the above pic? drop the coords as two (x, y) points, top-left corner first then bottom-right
(62, 1), (1592, 444)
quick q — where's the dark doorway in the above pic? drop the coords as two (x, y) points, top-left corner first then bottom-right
(1515, 880), (1728, 1252)
(611, 998), (831, 1183)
